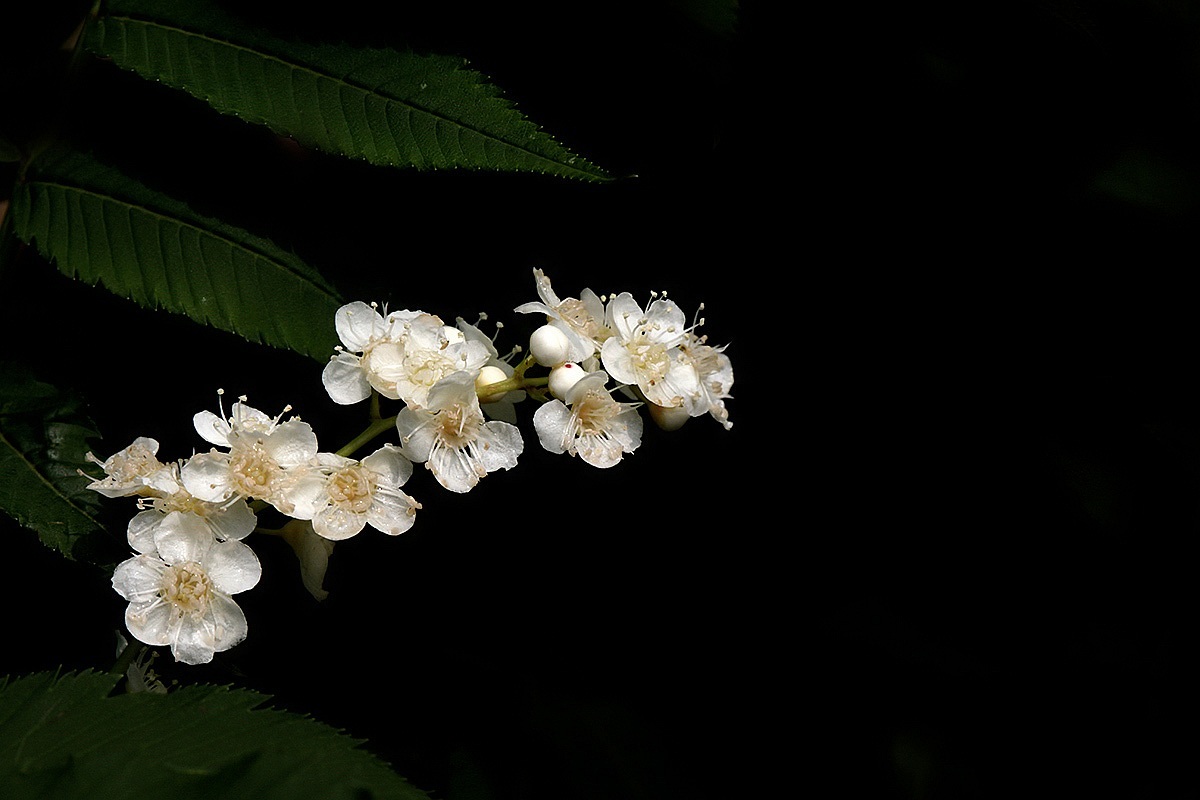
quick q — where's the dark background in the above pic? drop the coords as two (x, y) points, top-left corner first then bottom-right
(6, 1), (1200, 798)
(2, 2), (769, 800)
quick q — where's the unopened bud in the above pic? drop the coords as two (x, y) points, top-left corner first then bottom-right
(529, 324), (571, 367)
(475, 365), (509, 403)
(648, 402), (689, 431)
(548, 362), (587, 399)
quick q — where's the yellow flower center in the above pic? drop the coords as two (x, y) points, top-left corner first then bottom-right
(574, 391), (618, 436)
(229, 444), (276, 500)
(328, 465), (375, 514)
(106, 442), (158, 482)
(436, 403), (483, 449)
(160, 562), (213, 613)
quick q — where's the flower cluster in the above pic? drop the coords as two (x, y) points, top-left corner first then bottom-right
(87, 270), (733, 665)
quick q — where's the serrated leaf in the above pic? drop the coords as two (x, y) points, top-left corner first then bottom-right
(0, 670), (432, 800)
(85, 0), (613, 182)
(0, 362), (110, 563)
(8, 148), (343, 361)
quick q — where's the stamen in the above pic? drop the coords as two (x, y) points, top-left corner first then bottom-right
(271, 404), (294, 426)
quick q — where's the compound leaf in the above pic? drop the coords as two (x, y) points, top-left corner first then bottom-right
(0, 670), (432, 800)
(85, 0), (613, 181)
(0, 362), (110, 563)
(8, 148), (342, 361)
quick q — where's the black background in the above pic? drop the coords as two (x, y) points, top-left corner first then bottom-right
(2, 2), (769, 799)
(6, 1), (1200, 798)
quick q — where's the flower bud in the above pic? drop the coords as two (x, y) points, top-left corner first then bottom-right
(648, 402), (690, 431)
(529, 324), (572, 367)
(548, 362), (587, 399)
(475, 365), (509, 403)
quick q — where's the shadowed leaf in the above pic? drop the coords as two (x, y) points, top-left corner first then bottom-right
(8, 148), (343, 360)
(0, 670), (432, 800)
(0, 362), (110, 563)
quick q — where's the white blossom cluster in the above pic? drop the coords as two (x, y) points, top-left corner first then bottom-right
(86, 270), (733, 666)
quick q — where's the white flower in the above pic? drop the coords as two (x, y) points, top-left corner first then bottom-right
(184, 396), (318, 512)
(457, 315), (526, 423)
(600, 291), (701, 410)
(395, 371), (523, 493)
(322, 302), (424, 405)
(533, 370), (643, 468)
(280, 445), (421, 540)
(115, 633), (168, 694)
(84, 437), (170, 498)
(678, 332), (735, 429)
(385, 314), (492, 409)
(321, 302), (491, 409)
(514, 268), (611, 362)
(278, 519), (336, 601)
(112, 523), (262, 665)
(126, 461), (257, 555)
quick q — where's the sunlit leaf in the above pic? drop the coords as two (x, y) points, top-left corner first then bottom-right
(8, 148), (342, 360)
(0, 670), (432, 800)
(84, 0), (613, 181)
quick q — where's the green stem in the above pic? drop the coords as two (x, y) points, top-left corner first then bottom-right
(477, 354), (553, 399)
(478, 373), (549, 398)
(335, 415), (397, 458)
(110, 636), (145, 676)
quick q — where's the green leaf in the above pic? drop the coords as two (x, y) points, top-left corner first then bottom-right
(8, 148), (343, 361)
(84, 0), (613, 182)
(0, 362), (110, 563)
(0, 670), (433, 800)
(667, 0), (741, 36)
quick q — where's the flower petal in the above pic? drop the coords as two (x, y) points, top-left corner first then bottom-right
(606, 292), (643, 341)
(366, 488), (419, 535)
(207, 499), (257, 542)
(361, 444), (413, 488)
(428, 444), (482, 493)
(112, 554), (167, 602)
(126, 509), (163, 554)
(124, 600), (174, 647)
(335, 301), (387, 352)
(264, 420), (319, 468)
(322, 352), (371, 405)
(204, 540), (262, 594)
(395, 408), (436, 462)
(533, 401), (571, 455)
(275, 469), (329, 521)
(475, 421), (523, 473)
(577, 434), (624, 468)
(208, 593), (249, 653)
(193, 411), (231, 447)
(172, 610), (218, 665)
(181, 451), (235, 503)
(154, 512), (215, 565)
(364, 342), (405, 399)
(313, 507), (367, 540)
(599, 338), (639, 387)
